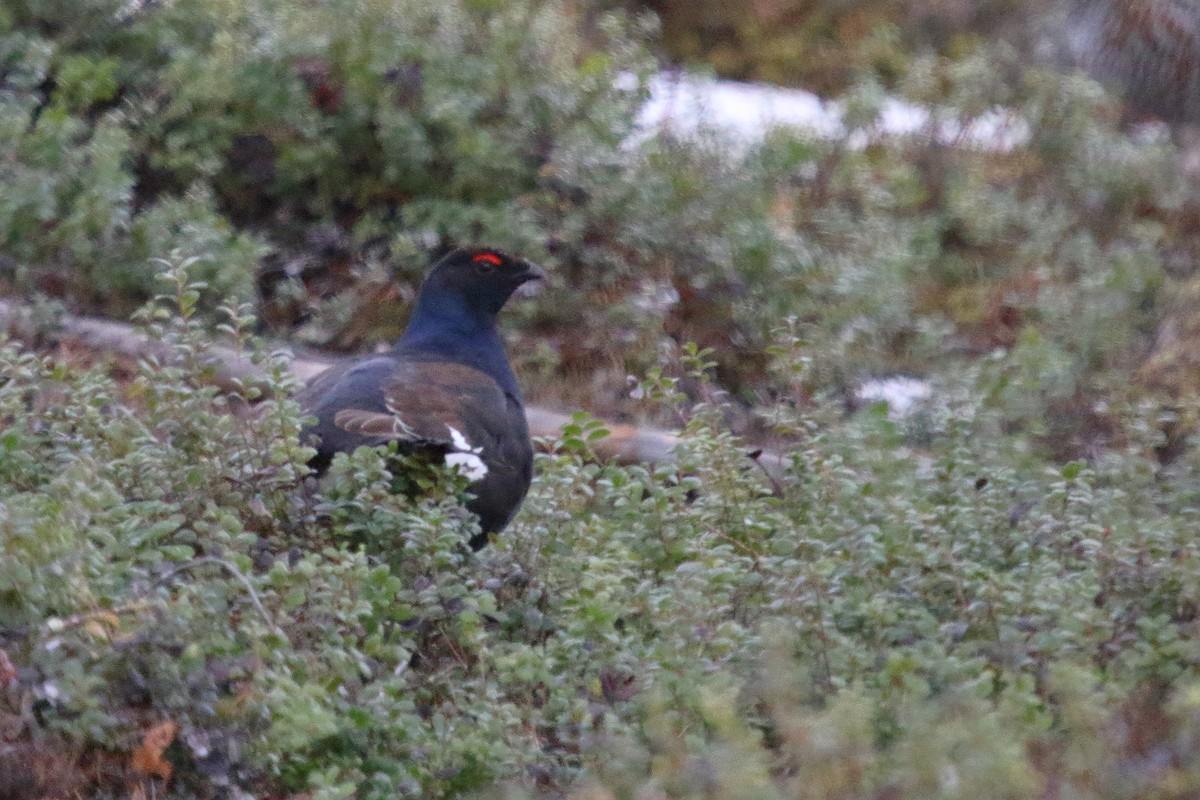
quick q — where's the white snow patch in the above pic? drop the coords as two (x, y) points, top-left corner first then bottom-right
(635, 73), (841, 142)
(631, 72), (1029, 151)
(857, 376), (934, 419)
(632, 280), (681, 315)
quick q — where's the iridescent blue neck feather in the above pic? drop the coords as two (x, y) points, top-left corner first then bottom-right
(394, 283), (521, 399)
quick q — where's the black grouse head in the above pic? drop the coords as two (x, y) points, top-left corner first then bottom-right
(419, 247), (547, 317)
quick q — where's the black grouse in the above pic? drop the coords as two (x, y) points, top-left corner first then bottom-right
(297, 247), (545, 548)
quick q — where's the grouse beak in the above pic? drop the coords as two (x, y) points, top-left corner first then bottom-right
(513, 259), (548, 297)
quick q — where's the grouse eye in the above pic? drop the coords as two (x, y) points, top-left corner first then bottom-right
(472, 253), (503, 273)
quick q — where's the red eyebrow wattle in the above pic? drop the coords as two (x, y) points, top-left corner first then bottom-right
(472, 253), (503, 266)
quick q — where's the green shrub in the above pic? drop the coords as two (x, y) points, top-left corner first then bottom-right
(1, 0), (654, 319)
(4, 263), (1200, 798)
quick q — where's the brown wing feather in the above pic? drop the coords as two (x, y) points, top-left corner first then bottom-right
(376, 362), (505, 449)
(332, 408), (419, 438)
(300, 358), (507, 455)
(331, 387), (474, 445)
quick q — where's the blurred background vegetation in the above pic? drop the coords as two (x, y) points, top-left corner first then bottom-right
(5, 0), (1200, 797)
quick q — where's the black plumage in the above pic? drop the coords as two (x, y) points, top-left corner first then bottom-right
(297, 247), (545, 548)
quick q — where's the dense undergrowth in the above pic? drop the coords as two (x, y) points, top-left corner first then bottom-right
(6, 0), (1200, 797)
(4, 266), (1200, 799)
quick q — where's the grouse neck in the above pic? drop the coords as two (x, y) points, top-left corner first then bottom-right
(396, 292), (521, 397)
(404, 286), (498, 336)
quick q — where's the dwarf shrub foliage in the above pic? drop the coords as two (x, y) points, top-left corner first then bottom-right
(0, 0), (652, 315)
(3, 265), (1200, 798)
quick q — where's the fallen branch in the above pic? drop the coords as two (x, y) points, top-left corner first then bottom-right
(0, 298), (792, 485)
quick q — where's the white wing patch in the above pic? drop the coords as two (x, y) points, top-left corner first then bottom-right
(447, 426), (473, 452)
(444, 425), (487, 480)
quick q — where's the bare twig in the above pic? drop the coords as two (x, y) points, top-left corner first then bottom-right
(157, 556), (286, 640)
